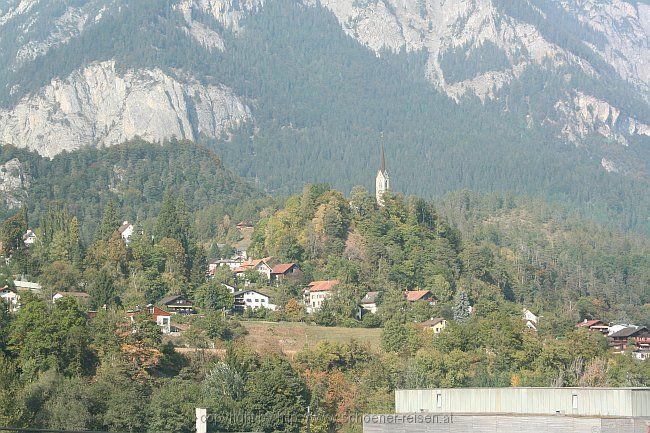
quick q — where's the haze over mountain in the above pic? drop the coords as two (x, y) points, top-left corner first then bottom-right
(0, 0), (649, 230)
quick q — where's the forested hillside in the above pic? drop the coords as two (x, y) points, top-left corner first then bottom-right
(0, 140), (268, 242)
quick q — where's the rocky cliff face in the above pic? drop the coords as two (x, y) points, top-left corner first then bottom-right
(0, 61), (251, 157)
(0, 0), (647, 177)
(0, 158), (30, 209)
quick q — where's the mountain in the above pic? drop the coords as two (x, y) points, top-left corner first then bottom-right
(0, 0), (649, 231)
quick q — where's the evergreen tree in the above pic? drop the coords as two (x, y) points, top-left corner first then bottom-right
(96, 200), (120, 242)
(453, 290), (470, 323)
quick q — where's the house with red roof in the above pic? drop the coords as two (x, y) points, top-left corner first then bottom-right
(576, 319), (610, 334)
(271, 263), (302, 284)
(233, 257), (274, 281)
(304, 280), (340, 313)
(404, 290), (436, 304)
(126, 305), (173, 334)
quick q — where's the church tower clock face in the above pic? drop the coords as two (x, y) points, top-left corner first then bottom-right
(376, 145), (390, 206)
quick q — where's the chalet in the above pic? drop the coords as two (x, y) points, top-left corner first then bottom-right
(233, 289), (277, 312)
(0, 287), (19, 312)
(404, 290), (436, 304)
(304, 280), (340, 313)
(419, 317), (447, 335)
(53, 291), (90, 304)
(159, 295), (195, 314)
(234, 258), (274, 281)
(609, 326), (650, 353)
(359, 291), (380, 315)
(118, 221), (134, 243)
(23, 230), (37, 246)
(576, 319), (610, 334)
(271, 263), (302, 283)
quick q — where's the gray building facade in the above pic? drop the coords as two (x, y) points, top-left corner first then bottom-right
(363, 388), (650, 433)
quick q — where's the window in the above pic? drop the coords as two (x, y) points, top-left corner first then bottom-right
(572, 394), (578, 410)
(436, 393), (442, 408)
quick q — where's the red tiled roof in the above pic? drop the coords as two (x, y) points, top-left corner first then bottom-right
(234, 258), (273, 273)
(272, 263), (296, 275)
(151, 306), (171, 320)
(405, 290), (432, 302)
(577, 319), (606, 327)
(307, 280), (340, 292)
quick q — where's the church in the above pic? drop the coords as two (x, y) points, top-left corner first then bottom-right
(375, 146), (390, 206)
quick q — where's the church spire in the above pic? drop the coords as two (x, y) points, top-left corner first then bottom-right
(376, 134), (390, 206)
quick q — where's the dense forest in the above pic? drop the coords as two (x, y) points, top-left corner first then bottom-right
(0, 140), (270, 242)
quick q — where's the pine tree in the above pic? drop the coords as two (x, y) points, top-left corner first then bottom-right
(155, 191), (181, 243)
(68, 217), (82, 265)
(97, 199), (120, 241)
(453, 290), (470, 323)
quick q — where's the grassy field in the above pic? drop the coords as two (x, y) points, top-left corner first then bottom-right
(240, 321), (382, 356)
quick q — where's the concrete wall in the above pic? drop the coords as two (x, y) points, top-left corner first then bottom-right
(363, 414), (650, 433)
(395, 389), (650, 418)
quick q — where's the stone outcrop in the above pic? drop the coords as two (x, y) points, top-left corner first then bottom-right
(0, 61), (252, 157)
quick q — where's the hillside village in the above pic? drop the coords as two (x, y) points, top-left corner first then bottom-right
(1, 153), (648, 363)
(0, 150), (648, 433)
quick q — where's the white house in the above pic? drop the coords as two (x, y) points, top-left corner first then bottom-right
(150, 306), (172, 334)
(118, 221), (134, 243)
(0, 287), (20, 312)
(23, 230), (37, 246)
(359, 291), (380, 316)
(304, 280), (339, 314)
(523, 309), (539, 331)
(233, 289), (277, 312)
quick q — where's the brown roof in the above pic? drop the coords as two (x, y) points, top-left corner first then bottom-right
(117, 221), (132, 234)
(420, 317), (446, 327)
(360, 291), (380, 304)
(577, 319), (608, 328)
(609, 326), (648, 338)
(405, 290), (433, 302)
(307, 280), (340, 292)
(271, 263), (297, 275)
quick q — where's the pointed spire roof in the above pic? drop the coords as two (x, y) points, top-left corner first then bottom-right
(380, 145), (386, 173)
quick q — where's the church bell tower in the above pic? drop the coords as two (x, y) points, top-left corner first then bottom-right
(376, 145), (390, 206)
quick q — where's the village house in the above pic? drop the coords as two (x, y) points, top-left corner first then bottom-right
(233, 289), (277, 312)
(118, 221), (134, 243)
(523, 309), (539, 331)
(150, 306), (172, 334)
(1, 280), (43, 312)
(419, 317), (447, 335)
(270, 263), (302, 284)
(53, 291), (90, 304)
(233, 258), (274, 281)
(159, 294), (195, 314)
(208, 258), (244, 275)
(576, 319), (610, 334)
(304, 280), (340, 313)
(404, 290), (436, 304)
(23, 230), (37, 246)
(0, 286), (20, 312)
(359, 291), (380, 315)
(126, 305), (173, 334)
(609, 326), (650, 355)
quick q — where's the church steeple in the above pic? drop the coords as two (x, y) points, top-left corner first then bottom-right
(376, 141), (390, 206)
